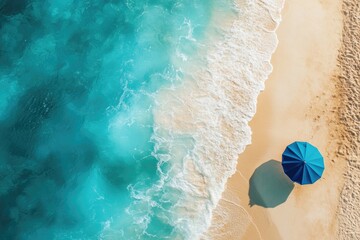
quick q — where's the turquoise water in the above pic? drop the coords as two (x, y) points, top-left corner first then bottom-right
(0, 1), (218, 239)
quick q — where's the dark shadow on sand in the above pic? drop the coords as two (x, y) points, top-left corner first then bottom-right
(249, 160), (294, 208)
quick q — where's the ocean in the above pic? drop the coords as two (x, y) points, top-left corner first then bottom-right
(0, 0), (282, 239)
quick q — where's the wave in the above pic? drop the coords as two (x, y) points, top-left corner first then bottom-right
(127, 0), (284, 239)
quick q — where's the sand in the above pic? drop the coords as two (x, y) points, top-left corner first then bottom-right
(205, 0), (357, 239)
(337, 0), (360, 239)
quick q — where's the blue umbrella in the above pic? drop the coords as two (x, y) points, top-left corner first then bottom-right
(282, 141), (324, 185)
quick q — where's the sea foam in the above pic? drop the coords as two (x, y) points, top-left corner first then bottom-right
(127, 0), (284, 239)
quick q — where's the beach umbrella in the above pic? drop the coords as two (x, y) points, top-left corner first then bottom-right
(282, 141), (324, 185)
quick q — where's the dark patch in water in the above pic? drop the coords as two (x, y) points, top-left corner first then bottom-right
(0, 0), (29, 16)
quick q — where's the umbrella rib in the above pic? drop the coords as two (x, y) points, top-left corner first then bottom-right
(306, 164), (322, 179)
(307, 160), (324, 168)
(307, 157), (324, 163)
(283, 152), (302, 160)
(293, 142), (304, 159)
(286, 164), (304, 183)
(295, 142), (306, 159)
(283, 163), (303, 173)
(282, 160), (302, 164)
(307, 162), (324, 174)
(286, 147), (303, 160)
(302, 165), (309, 184)
(303, 143), (309, 161)
(293, 166), (304, 183)
(305, 165), (315, 183)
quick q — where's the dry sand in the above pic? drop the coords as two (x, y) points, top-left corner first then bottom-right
(204, 0), (360, 239)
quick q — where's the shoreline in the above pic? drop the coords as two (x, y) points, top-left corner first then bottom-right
(153, 1), (284, 238)
(206, 0), (345, 239)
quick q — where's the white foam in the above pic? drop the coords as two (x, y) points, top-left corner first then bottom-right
(128, 0), (284, 239)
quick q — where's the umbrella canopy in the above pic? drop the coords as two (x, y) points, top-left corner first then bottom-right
(282, 141), (324, 185)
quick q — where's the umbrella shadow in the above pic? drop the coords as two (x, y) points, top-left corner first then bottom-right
(249, 160), (294, 208)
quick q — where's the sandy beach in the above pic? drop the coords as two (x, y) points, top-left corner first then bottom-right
(205, 0), (360, 239)
(1, 0), (358, 239)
